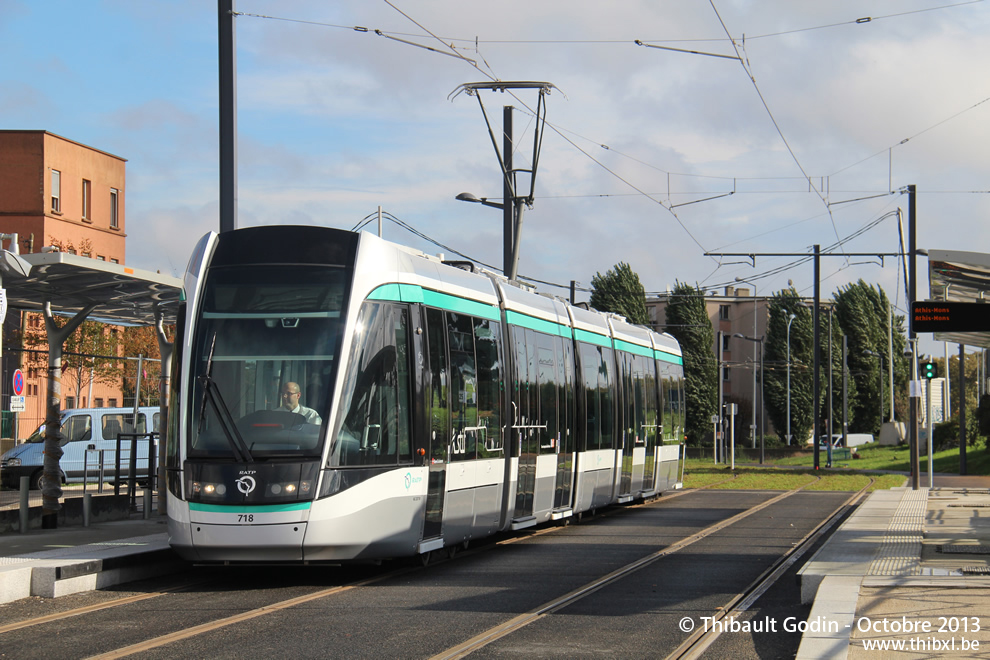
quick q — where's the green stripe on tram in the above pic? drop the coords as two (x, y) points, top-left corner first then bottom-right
(189, 502), (312, 514)
(614, 338), (653, 359)
(573, 327), (611, 348)
(367, 284), (500, 321)
(655, 349), (683, 365)
(368, 284), (683, 364)
(505, 310), (572, 338)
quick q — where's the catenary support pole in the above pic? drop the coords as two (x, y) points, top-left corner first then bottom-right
(219, 0), (237, 233)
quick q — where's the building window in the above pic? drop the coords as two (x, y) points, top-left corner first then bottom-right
(110, 258), (119, 264)
(97, 255), (106, 261)
(109, 398), (118, 408)
(109, 188), (119, 228)
(719, 304), (730, 321)
(82, 179), (92, 221)
(722, 334), (730, 351)
(51, 169), (61, 213)
(95, 397), (104, 408)
(723, 366), (731, 381)
(65, 396), (76, 409)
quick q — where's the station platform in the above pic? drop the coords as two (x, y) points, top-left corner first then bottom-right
(0, 514), (175, 603)
(797, 474), (990, 659)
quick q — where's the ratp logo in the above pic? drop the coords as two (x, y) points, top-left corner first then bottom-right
(404, 472), (422, 490)
(235, 475), (257, 495)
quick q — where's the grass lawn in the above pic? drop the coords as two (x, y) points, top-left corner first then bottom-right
(769, 442), (990, 474)
(683, 442), (989, 492)
(682, 460), (907, 492)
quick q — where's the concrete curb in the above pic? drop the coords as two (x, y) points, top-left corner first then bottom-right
(0, 532), (185, 604)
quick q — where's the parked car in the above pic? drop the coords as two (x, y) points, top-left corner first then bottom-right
(0, 407), (160, 490)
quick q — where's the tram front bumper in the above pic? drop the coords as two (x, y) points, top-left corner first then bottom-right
(170, 520), (308, 563)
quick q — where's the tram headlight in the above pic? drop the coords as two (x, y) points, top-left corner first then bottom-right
(191, 481), (227, 498)
(268, 480), (311, 498)
(5, 458), (20, 467)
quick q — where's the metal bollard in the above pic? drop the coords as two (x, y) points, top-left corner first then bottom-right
(19, 476), (29, 533)
(83, 492), (92, 527)
(143, 489), (152, 520)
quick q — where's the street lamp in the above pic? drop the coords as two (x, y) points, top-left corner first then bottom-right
(455, 191), (527, 281)
(786, 313), (796, 446)
(735, 277), (759, 450)
(734, 333), (765, 464)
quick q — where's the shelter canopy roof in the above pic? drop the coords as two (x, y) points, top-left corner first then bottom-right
(927, 249), (990, 349)
(1, 252), (183, 326)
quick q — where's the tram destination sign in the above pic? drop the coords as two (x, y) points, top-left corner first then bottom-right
(912, 301), (990, 333)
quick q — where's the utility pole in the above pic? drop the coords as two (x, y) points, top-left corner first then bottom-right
(502, 106), (513, 277)
(908, 184), (919, 489)
(219, 0), (237, 233)
(813, 245), (821, 470)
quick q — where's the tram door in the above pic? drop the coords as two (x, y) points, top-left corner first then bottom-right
(423, 308), (448, 540)
(553, 336), (575, 510)
(642, 359), (659, 491)
(512, 327), (537, 522)
(617, 353), (635, 498)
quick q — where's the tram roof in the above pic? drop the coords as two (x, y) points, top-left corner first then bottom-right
(0, 251), (183, 326)
(927, 249), (990, 348)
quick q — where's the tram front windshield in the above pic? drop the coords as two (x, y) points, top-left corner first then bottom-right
(189, 264), (348, 460)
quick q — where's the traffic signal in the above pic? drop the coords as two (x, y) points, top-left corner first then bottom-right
(923, 361), (938, 379)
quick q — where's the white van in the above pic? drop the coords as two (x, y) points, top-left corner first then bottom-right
(0, 407), (160, 490)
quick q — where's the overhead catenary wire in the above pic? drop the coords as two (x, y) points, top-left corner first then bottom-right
(235, 3), (982, 298)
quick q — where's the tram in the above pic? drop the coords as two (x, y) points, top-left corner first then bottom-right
(165, 226), (686, 562)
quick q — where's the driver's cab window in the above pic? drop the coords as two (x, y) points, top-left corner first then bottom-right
(63, 415), (92, 445)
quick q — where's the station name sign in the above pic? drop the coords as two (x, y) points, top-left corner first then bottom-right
(912, 301), (990, 333)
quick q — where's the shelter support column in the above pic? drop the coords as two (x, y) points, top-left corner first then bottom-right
(41, 301), (97, 523)
(155, 310), (174, 515)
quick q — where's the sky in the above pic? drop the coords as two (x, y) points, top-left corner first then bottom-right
(3, 1), (989, 352)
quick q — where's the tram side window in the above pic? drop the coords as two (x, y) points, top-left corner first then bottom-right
(536, 331), (559, 454)
(474, 318), (502, 458)
(331, 302), (412, 467)
(623, 353), (650, 446)
(579, 342), (614, 451)
(448, 313), (479, 461)
(671, 365), (686, 443)
(660, 363), (685, 444)
(643, 355), (659, 447)
(425, 307), (448, 464)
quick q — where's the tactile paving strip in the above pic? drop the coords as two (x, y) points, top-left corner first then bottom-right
(868, 489), (927, 576)
(0, 557), (34, 565)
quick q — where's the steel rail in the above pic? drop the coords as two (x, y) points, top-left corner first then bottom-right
(665, 479), (875, 660)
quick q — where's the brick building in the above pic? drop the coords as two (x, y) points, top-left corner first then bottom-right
(0, 130), (130, 436)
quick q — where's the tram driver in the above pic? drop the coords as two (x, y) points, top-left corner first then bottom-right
(279, 382), (323, 425)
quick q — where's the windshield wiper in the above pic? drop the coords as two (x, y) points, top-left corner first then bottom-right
(197, 332), (254, 462)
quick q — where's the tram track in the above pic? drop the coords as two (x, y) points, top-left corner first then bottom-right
(664, 478), (875, 660)
(0, 478), (843, 659)
(429, 480), (818, 660)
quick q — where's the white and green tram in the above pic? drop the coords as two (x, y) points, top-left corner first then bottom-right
(166, 226), (685, 562)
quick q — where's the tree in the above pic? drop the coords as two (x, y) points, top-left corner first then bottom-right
(764, 289), (814, 444)
(662, 282), (716, 445)
(117, 325), (172, 407)
(833, 280), (906, 435)
(589, 262), (650, 325)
